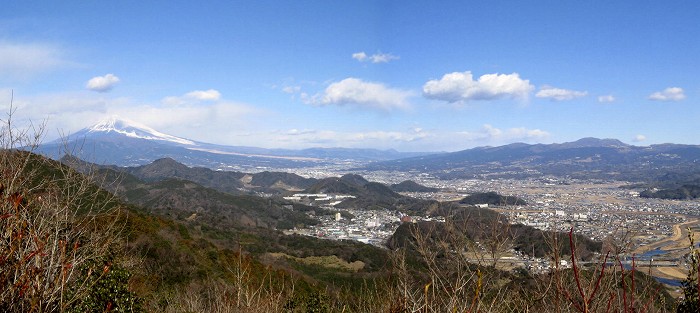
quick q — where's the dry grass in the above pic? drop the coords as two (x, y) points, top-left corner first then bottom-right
(267, 252), (365, 272)
(0, 109), (128, 312)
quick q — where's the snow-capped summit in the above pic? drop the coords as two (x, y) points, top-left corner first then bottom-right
(82, 116), (195, 146)
(38, 115), (426, 168)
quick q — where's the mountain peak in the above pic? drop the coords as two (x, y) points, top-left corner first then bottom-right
(567, 137), (629, 148)
(89, 116), (144, 132)
(85, 116), (195, 146)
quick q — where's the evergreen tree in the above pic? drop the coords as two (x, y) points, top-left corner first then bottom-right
(677, 227), (699, 312)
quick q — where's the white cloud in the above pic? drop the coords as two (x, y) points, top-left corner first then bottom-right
(422, 71), (533, 103)
(352, 51), (400, 63)
(370, 53), (399, 63)
(4, 90), (258, 147)
(0, 41), (70, 78)
(648, 87), (685, 101)
(535, 86), (588, 101)
(273, 127), (430, 148)
(161, 96), (185, 106)
(598, 95), (616, 103)
(108, 101), (255, 136)
(268, 125), (553, 151)
(282, 85), (301, 94)
(510, 127), (550, 139)
(458, 124), (550, 142)
(352, 52), (368, 62)
(286, 128), (316, 136)
(304, 78), (412, 110)
(349, 129), (429, 142)
(0, 91), (126, 141)
(185, 89), (221, 101)
(86, 74), (120, 92)
(162, 89), (222, 105)
(5, 91), (113, 116)
(633, 134), (646, 142)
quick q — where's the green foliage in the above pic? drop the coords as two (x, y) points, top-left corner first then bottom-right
(459, 191), (527, 206)
(250, 171), (318, 190)
(510, 224), (602, 259)
(261, 234), (389, 272)
(177, 224), (192, 240)
(283, 290), (331, 313)
(68, 262), (142, 312)
(305, 177), (364, 195)
(0, 149), (133, 312)
(389, 209), (601, 261)
(640, 184), (700, 200)
(107, 172), (319, 230)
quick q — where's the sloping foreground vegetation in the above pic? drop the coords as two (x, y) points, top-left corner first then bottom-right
(387, 220), (677, 312)
(1, 150), (687, 312)
(2, 120), (699, 312)
(0, 134), (135, 310)
(0, 122), (327, 312)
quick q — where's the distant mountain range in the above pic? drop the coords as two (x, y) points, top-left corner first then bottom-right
(361, 138), (700, 181)
(36, 117), (700, 182)
(37, 116), (430, 169)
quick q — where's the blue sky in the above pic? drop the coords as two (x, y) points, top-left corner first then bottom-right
(1, 1), (698, 151)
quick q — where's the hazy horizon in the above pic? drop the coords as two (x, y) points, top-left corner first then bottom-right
(50, 115), (682, 154)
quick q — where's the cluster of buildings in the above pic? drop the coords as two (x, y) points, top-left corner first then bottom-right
(282, 193), (356, 207)
(282, 192), (445, 247)
(441, 178), (700, 260)
(270, 169), (700, 281)
(287, 208), (402, 247)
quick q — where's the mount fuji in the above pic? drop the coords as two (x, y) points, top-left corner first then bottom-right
(36, 116), (427, 169)
(73, 116), (196, 146)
